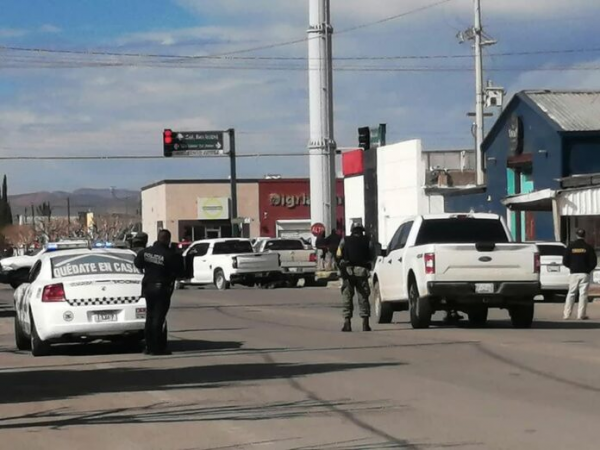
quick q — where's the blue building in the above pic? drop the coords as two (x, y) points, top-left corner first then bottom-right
(444, 90), (600, 246)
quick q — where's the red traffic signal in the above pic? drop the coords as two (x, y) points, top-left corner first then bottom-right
(163, 129), (175, 157)
(163, 129), (173, 144)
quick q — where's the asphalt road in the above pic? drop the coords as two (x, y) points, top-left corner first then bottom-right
(1, 285), (600, 450)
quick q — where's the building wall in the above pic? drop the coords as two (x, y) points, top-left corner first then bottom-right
(164, 182), (260, 240)
(142, 184), (167, 244)
(258, 179), (345, 237)
(344, 176), (365, 232)
(142, 181), (260, 243)
(377, 140), (426, 248)
(445, 97), (563, 241)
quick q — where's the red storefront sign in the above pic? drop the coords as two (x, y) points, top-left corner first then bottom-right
(258, 179), (345, 237)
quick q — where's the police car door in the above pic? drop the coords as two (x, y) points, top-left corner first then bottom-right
(16, 260), (43, 336)
(191, 243), (211, 283)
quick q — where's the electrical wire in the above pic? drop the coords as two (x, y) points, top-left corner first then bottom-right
(3, 44), (599, 62)
(0, 153), (327, 161)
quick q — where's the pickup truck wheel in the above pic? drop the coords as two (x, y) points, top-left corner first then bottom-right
(408, 281), (432, 329)
(14, 316), (31, 351)
(373, 282), (393, 324)
(214, 270), (230, 291)
(303, 276), (317, 287)
(510, 303), (534, 329)
(468, 308), (489, 327)
(30, 314), (50, 357)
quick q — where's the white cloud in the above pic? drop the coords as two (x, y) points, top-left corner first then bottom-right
(39, 24), (62, 34)
(0, 28), (28, 38)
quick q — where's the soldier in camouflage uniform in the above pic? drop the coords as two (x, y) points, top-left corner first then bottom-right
(337, 225), (373, 332)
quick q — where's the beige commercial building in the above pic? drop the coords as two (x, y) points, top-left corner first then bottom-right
(142, 180), (260, 243)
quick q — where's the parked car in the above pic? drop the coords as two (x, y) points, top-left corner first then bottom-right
(0, 241), (89, 289)
(530, 242), (568, 301)
(13, 247), (147, 356)
(254, 238), (318, 286)
(371, 213), (540, 329)
(180, 238), (281, 290)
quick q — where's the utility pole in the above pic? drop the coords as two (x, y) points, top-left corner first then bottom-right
(67, 197), (71, 236)
(308, 0), (337, 233)
(228, 129), (239, 238)
(458, 0), (496, 186)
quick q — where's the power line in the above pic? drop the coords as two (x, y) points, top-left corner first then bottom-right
(0, 0), (460, 66)
(0, 153), (322, 161)
(5, 43), (599, 62)
(207, 0), (460, 56)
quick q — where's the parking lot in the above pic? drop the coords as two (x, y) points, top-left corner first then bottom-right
(1, 285), (600, 449)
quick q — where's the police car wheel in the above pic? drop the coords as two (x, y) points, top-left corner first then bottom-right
(30, 314), (50, 357)
(14, 316), (31, 351)
(215, 270), (230, 290)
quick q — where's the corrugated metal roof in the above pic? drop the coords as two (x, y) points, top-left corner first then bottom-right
(525, 91), (600, 132)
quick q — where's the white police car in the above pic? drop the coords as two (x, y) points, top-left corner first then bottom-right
(13, 244), (147, 356)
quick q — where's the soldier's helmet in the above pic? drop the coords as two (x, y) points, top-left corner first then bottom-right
(351, 223), (365, 234)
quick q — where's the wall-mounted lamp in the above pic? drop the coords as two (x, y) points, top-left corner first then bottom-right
(538, 149), (548, 158)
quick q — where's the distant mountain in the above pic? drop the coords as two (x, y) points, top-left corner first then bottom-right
(9, 188), (141, 218)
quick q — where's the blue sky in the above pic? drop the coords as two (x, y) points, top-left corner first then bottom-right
(1, 0), (599, 194)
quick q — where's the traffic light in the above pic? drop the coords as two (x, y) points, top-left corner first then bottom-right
(163, 129), (176, 157)
(358, 127), (370, 150)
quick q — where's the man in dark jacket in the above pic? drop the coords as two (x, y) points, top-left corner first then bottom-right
(563, 229), (598, 320)
(336, 225), (373, 332)
(134, 229), (183, 355)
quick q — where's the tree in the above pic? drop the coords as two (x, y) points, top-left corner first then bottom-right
(36, 202), (52, 221)
(0, 175), (13, 230)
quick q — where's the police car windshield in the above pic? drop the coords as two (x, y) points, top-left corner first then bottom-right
(51, 252), (138, 279)
(213, 240), (254, 255)
(26, 248), (43, 256)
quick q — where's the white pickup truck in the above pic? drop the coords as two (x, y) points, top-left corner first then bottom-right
(372, 213), (540, 329)
(180, 238), (281, 290)
(254, 238), (317, 286)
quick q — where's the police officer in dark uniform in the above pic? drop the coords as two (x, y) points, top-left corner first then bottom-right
(563, 229), (598, 320)
(337, 224), (373, 332)
(134, 229), (183, 355)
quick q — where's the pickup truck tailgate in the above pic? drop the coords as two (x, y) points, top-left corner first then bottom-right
(432, 244), (538, 282)
(235, 253), (280, 272)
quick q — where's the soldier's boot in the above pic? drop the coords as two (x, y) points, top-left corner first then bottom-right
(362, 317), (372, 332)
(341, 318), (352, 332)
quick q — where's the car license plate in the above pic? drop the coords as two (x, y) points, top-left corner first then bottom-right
(475, 283), (494, 294)
(136, 308), (146, 319)
(547, 265), (560, 272)
(94, 313), (117, 323)
(289, 267), (298, 273)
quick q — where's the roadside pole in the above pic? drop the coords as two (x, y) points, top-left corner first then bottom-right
(228, 129), (239, 238)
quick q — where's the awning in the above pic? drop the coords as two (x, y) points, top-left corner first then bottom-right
(501, 189), (556, 212)
(558, 186), (600, 216)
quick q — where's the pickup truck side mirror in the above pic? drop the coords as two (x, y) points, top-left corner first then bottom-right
(374, 242), (386, 258)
